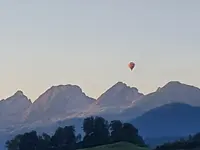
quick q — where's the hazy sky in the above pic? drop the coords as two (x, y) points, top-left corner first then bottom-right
(0, 0), (200, 101)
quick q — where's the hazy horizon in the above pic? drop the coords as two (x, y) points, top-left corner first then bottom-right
(1, 1), (200, 101)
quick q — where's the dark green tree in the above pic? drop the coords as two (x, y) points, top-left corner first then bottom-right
(51, 126), (76, 150)
(5, 134), (22, 150)
(109, 120), (123, 142)
(18, 131), (39, 150)
(122, 123), (146, 147)
(110, 121), (146, 147)
(93, 116), (110, 145)
(37, 133), (51, 150)
(82, 116), (110, 148)
(83, 116), (94, 136)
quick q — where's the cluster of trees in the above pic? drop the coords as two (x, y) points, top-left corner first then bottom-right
(5, 116), (147, 150)
(154, 133), (200, 150)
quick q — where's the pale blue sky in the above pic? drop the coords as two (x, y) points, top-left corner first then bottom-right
(0, 0), (200, 101)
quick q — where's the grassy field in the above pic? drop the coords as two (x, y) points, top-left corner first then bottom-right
(80, 142), (149, 150)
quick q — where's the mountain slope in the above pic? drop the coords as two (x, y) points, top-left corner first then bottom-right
(130, 103), (200, 138)
(24, 84), (95, 123)
(73, 81), (200, 121)
(133, 81), (200, 112)
(96, 82), (143, 107)
(0, 91), (32, 126)
(79, 82), (144, 120)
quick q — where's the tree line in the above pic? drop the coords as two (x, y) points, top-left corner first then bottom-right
(154, 133), (200, 150)
(5, 116), (147, 150)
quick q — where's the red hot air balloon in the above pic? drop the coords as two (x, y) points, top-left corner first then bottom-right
(128, 62), (135, 70)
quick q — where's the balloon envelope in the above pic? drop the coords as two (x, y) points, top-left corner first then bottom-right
(128, 62), (135, 70)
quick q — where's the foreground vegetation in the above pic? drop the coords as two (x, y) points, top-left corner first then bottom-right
(5, 116), (147, 150)
(6, 115), (200, 150)
(154, 133), (200, 150)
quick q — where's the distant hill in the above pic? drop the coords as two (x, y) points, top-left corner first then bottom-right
(131, 103), (200, 138)
(144, 136), (186, 148)
(80, 142), (149, 150)
(134, 81), (200, 113)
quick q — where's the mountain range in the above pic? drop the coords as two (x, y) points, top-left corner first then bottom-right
(131, 103), (200, 137)
(1, 81), (200, 148)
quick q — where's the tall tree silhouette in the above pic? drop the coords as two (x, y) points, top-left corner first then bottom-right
(122, 123), (146, 147)
(110, 120), (123, 142)
(5, 134), (22, 150)
(93, 116), (110, 145)
(37, 133), (51, 150)
(83, 116), (94, 136)
(110, 121), (146, 147)
(51, 126), (76, 150)
(18, 131), (39, 150)
(83, 116), (110, 148)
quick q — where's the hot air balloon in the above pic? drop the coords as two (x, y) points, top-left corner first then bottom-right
(128, 62), (135, 71)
